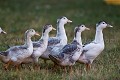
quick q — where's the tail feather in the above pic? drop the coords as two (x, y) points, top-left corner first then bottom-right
(49, 54), (61, 64)
(0, 51), (8, 56)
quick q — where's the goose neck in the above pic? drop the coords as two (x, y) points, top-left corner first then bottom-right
(56, 22), (67, 38)
(41, 32), (49, 40)
(94, 28), (104, 43)
(39, 32), (49, 44)
(74, 32), (82, 45)
(25, 35), (33, 48)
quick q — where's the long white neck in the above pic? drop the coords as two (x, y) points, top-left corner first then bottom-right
(56, 22), (67, 39)
(25, 35), (33, 48)
(94, 28), (104, 43)
(73, 32), (82, 45)
(39, 32), (49, 44)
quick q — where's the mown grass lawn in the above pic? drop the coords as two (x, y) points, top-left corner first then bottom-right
(0, 0), (120, 80)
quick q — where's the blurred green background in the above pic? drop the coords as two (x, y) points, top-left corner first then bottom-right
(0, 0), (120, 80)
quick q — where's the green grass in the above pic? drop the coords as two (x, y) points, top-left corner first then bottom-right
(0, 0), (120, 80)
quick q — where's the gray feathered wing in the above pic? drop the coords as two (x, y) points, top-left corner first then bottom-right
(48, 38), (60, 46)
(58, 44), (78, 59)
(49, 44), (78, 64)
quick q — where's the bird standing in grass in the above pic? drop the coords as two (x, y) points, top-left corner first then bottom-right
(49, 25), (90, 69)
(22, 24), (56, 69)
(77, 21), (113, 71)
(0, 29), (40, 70)
(40, 16), (72, 63)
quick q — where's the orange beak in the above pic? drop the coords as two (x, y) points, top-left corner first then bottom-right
(35, 32), (40, 36)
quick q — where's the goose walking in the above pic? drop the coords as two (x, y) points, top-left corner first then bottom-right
(22, 24), (56, 68)
(40, 16), (72, 63)
(77, 21), (113, 71)
(49, 25), (90, 67)
(0, 29), (40, 70)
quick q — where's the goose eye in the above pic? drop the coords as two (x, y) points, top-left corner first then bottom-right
(63, 17), (66, 19)
(103, 22), (105, 24)
(82, 26), (83, 27)
(32, 30), (34, 32)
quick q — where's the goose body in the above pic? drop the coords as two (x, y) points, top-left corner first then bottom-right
(40, 17), (72, 61)
(49, 25), (90, 66)
(0, 29), (40, 70)
(77, 21), (113, 71)
(22, 24), (56, 65)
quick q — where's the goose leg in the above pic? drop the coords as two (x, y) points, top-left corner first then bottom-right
(86, 63), (91, 71)
(15, 64), (20, 71)
(69, 66), (73, 73)
(69, 66), (73, 79)
(53, 62), (58, 68)
(44, 59), (47, 64)
(34, 63), (39, 70)
(62, 66), (67, 73)
(34, 58), (40, 70)
(20, 63), (24, 68)
(4, 60), (12, 70)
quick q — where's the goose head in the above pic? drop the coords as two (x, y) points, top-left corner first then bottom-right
(57, 16), (72, 24)
(43, 24), (56, 33)
(25, 29), (40, 38)
(75, 24), (90, 33)
(0, 27), (7, 34)
(96, 21), (113, 30)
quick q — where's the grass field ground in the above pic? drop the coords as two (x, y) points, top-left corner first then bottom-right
(0, 0), (120, 80)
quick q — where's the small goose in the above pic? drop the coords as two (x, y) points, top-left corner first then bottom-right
(22, 24), (56, 67)
(0, 29), (40, 70)
(40, 16), (72, 62)
(77, 21), (113, 71)
(0, 27), (7, 34)
(49, 25), (90, 67)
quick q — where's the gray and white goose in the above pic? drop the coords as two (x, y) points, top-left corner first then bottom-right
(77, 21), (113, 71)
(0, 29), (40, 70)
(49, 25), (90, 66)
(40, 16), (72, 62)
(22, 24), (56, 67)
(0, 27), (7, 34)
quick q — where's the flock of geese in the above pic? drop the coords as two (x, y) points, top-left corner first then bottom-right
(0, 16), (113, 71)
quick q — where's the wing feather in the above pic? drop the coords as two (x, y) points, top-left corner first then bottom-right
(48, 38), (60, 46)
(33, 42), (41, 48)
(61, 44), (77, 54)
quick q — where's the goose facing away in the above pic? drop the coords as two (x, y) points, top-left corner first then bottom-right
(40, 16), (72, 62)
(49, 25), (90, 66)
(22, 24), (56, 67)
(0, 29), (40, 70)
(0, 27), (7, 34)
(77, 21), (113, 71)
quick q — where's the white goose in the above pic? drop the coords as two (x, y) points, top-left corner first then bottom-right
(0, 29), (40, 70)
(49, 25), (90, 66)
(77, 21), (113, 71)
(0, 27), (7, 34)
(40, 16), (72, 62)
(22, 24), (56, 67)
